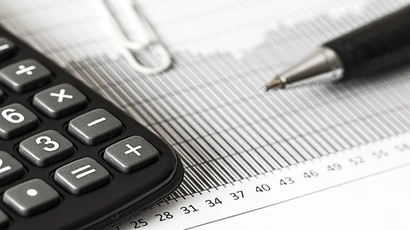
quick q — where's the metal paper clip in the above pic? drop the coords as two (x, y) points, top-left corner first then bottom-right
(102, 0), (172, 75)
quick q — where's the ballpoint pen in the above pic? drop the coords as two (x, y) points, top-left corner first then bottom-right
(263, 5), (410, 91)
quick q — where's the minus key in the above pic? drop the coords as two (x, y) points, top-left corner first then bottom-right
(68, 109), (123, 145)
(0, 37), (15, 60)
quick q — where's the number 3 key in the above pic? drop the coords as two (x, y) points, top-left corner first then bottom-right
(19, 130), (74, 167)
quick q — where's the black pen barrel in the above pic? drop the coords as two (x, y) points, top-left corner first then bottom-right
(324, 5), (410, 79)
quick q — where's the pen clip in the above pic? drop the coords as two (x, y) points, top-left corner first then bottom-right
(102, 0), (172, 75)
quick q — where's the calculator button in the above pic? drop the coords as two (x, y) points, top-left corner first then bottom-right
(0, 59), (51, 93)
(0, 37), (15, 61)
(0, 103), (38, 139)
(68, 109), (122, 145)
(54, 157), (110, 195)
(19, 130), (74, 167)
(0, 209), (9, 229)
(104, 136), (159, 173)
(0, 151), (24, 185)
(33, 83), (87, 119)
(3, 179), (60, 217)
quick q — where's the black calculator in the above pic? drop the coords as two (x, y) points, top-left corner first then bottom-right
(0, 25), (184, 229)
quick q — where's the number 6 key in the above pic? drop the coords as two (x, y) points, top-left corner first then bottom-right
(0, 103), (38, 139)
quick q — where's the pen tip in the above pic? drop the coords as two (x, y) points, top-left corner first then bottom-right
(263, 78), (284, 91)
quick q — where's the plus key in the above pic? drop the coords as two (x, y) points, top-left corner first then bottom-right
(124, 144), (142, 156)
(104, 136), (159, 173)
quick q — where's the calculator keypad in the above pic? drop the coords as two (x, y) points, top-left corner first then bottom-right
(19, 130), (74, 167)
(0, 28), (177, 230)
(0, 151), (24, 186)
(104, 136), (159, 173)
(0, 103), (38, 139)
(33, 83), (87, 119)
(3, 179), (60, 217)
(68, 109), (123, 145)
(0, 59), (51, 93)
(54, 157), (110, 195)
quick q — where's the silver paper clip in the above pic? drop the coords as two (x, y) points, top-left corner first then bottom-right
(102, 0), (172, 75)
